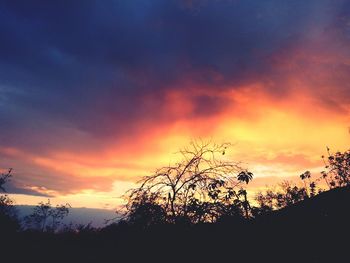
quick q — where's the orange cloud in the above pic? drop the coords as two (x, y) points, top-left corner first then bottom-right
(3, 27), (350, 208)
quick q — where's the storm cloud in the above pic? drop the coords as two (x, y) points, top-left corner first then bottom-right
(1, 0), (350, 196)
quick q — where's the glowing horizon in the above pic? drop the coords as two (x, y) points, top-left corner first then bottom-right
(1, 0), (350, 209)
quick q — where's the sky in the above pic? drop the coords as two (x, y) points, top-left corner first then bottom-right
(1, 0), (350, 209)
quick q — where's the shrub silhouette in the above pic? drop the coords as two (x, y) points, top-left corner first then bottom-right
(126, 192), (167, 227)
(254, 181), (309, 212)
(123, 141), (253, 225)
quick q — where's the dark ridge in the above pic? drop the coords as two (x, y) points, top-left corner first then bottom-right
(1, 187), (350, 263)
(273, 185), (350, 220)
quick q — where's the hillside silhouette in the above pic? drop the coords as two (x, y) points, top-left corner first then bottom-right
(271, 184), (350, 221)
(1, 144), (350, 263)
(1, 187), (349, 263)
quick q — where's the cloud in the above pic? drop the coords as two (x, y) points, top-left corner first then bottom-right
(4, 182), (54, 197)
(1, 1), (348, 139)
(0, 0), (349, 199)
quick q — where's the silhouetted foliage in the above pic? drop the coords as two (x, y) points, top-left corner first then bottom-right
(123, 141), (253, 225)
(126, 192), (167, 227)
(254, 181), (309, 214)
(0, 194), (17, 218)
(2, 148), (350, 263)
(254, 164), (327, 214)
(321, 147), (350, 188)
(24, 200), (70, 232)
(0, 168), (19, 233)
(0, 168), (12, 192)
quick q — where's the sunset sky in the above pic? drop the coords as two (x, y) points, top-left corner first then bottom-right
(1, 0), (350, 209)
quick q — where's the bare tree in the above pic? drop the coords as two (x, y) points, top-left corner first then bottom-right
(124, 141), (253, 224)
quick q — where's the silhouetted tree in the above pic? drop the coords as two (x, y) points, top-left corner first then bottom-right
(123, 141), (253, 225)
(0, 168), (12, 192)
(0, 168), (19, 233)
(0, 194), (17, 218)
(321, 147), (350, 188)
(24, 199), (70, 232)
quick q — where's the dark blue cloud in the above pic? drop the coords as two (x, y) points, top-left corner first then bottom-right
(5, 182), (54, 197)
(0, 0), (348, 153)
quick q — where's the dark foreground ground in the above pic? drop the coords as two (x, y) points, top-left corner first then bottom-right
(2, 187), (350, 263)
